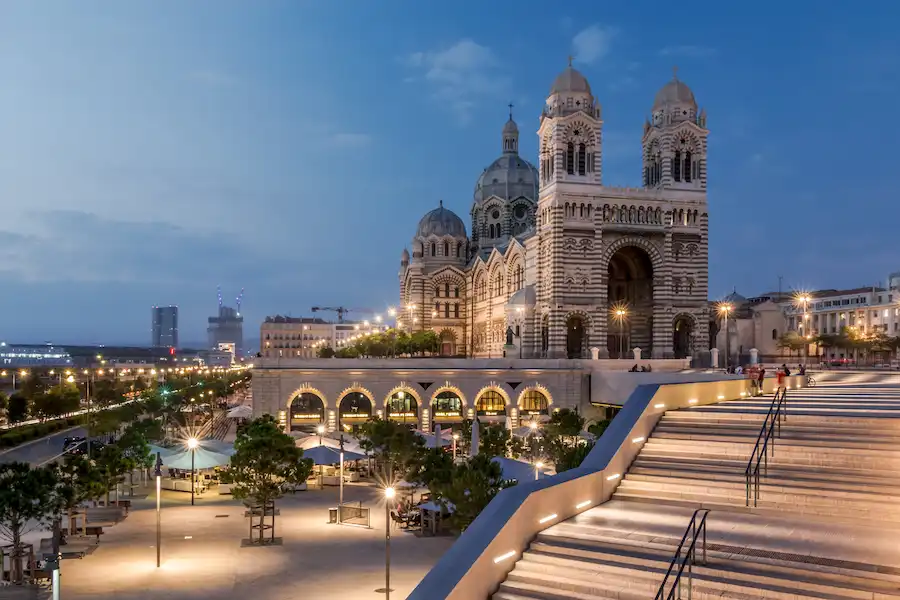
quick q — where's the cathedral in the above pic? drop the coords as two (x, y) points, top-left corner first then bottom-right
(398, 62), (710, 359)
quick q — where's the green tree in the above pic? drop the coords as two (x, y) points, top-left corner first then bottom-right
(93, 378), (120, 407)
(430, 455), (515, 532)
(118, 424), (153, 493)
(554, 441), (595, 473)
(222, 415), (313, 544)
(33, 383), (81, 420)
(95, 444), (131, 505)
(7, 393), (29, 423)
(317, 346), (335, 358)
(20, 372), (48, 402)
(357, 417), (426, 480)
(54, 455), (106, 534)
(478, 423), (524, 459)
(0, 463), (59, 582)
(0, 391), (8, 415)
(408, 447), (455, 488)
(587, 419), (611, 438)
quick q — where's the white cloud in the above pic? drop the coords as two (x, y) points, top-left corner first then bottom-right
(659, 45), (717, 58)
(402, 39), (508, 124)
(328, 133), (372, 149)
(572, 25), (616, 65)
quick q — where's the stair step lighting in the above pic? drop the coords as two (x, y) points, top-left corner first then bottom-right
(606, 473), (621, 481)
(688, 399), (698, 404)
(654, 403), (665, 409)
(632, 436), (645, 443)
(717, 395), (725, 400)
(575, 500), (592, 509)
(538, 514), (558, 524)
(493, 551), (516, 564)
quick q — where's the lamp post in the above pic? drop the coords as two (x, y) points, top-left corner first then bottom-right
(338, 435), (345, 524)
(719, 303), (733, 372)
(612, 308), (628, 359)
(154, 452), (162, 567)
(799, 295), (811, 367)
(383, 486), (396, 598)
(535, 461), (544, 481)
(452, 433), (459, 460)
(187, 438), (198, 506)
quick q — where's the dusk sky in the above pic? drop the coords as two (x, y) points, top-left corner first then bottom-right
(1, 1), (897, 346)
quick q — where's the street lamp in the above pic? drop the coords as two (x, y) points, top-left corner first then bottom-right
(718, 303), (733, 372)
(612, 306), (628, 359)
(452, 432), (460, 459)
(154, 452), (162, 567)
(797, 294), (811, 366)
(535, 461), (544, 481)
(382, 486), (396, 598)
(317, 423), (325, 444)
(187, 438), (199, 506)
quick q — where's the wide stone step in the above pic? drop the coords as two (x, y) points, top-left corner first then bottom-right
(612, 488), (900, 527)
(673, 410), (900, 425)
(654, 420), (900, 438)
(629, 463), (900, 492)
(640, 439), (900, 462)
(649, 429), (900, 451)
(522, 542), (900, 600)
(616, 478), (900, 510)
(623, 472), (900, 503)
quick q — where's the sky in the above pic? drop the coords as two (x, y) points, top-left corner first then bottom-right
(1, 1), (898, 346)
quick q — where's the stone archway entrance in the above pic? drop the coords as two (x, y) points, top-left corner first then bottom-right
(439, 329), (456, 356)
(607, 245), (654, 357)
(288, 392), (325, 433)
(673, 315), (694, 359)
(566, 314), (587, 359)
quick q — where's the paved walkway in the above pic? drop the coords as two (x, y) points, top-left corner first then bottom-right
(56, 483), (454, 599)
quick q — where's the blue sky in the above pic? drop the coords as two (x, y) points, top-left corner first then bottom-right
(1, 1), (897, 345)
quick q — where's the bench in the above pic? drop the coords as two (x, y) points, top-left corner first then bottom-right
(61, 526), (104, 544)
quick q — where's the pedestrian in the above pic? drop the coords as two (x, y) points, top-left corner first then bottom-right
(776, 367), (787, 391)
(757, 366), (766, 396)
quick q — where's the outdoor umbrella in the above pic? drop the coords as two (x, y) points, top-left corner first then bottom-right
(301, 444), (366, 466)
(162, 447), (232, 470)
(492, 457), (551, 482)
(226, 405), (252, 419)
(148, 444), (176, 457)
(470, 418), (480, 457)
(199, 439), (236, 456)
(296, 434), (365, 455)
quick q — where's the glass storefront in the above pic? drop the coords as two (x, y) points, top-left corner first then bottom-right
(519, 389), (550, 417)
(475, 390), (506, 417)
(339, 391), (372, 427)
(387, 390), (418, 424)
(431, 390), (463, 422)
(289, 392), (324, 432)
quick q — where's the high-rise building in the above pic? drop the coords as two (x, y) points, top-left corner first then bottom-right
(151, 305), (179, 348)
(208, 305), (244, 353)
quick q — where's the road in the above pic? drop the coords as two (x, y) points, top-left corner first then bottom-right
(0, 426), (86, 465)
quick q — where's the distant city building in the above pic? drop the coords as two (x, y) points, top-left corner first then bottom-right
(151, 305), (179, 348)
(260, 316), (360, 359)
(0, 342), (73, 368)
(208, 305), (244, 353)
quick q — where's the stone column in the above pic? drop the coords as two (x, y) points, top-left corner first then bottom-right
(633, 347), (642, 361)
(590, 346), (600, 360)
(710, 348), (719, 368)
(749, 348), (759, 365)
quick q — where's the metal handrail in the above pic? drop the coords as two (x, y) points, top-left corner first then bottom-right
(745, 387), (788, 506)
(655, 508), (711, 600)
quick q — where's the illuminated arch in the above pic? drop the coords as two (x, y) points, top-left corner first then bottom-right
(285, 384), (328, 409)
(336, 384), (374, 407)
(516, 383), (554, 409)
(430, 384), (467, 407)
(473, 384), (511, 416)
(383, 384), (423, 410)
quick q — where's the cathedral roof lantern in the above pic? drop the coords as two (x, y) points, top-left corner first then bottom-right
(415, 200), (468, 239)
(652, 68), (698, 111)
(401, 248), (410, 264)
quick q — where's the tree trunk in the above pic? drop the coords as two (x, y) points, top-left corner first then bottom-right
(11, 527), (23, 584)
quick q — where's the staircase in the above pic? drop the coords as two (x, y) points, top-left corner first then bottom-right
(493, 380), (900, 599)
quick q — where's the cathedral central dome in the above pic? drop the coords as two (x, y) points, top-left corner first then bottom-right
(549, 65), (592, 95)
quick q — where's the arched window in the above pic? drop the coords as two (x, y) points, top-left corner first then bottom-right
(387, 390), (418, 423)
(673, 150), (682, 181)
(444, 302), (450, 318)
(444, 241), (449, 256)
(434, 301), (440, 313)
(578, 143), (586, 175)
(456, 242), (462, 257)
(520, 389), (549, 415)
(432, 391), (462, 417)
(475, 390), (506, 415)
(453, 303), (459, 318)
(419, 242), (424, 255)
(444, 283), (450, 297)
(434, 286), (440, 298)
(566, 142), (575, 174)
(684, 151), (693, 183)
(489, 224), (495, 238)
(430, 243), (436, 257)
(454, 286), (460, 298)
(772, 329), (778, 340)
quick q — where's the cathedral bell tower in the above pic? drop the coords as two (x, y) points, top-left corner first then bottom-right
(642, 67), (709, 191)
(538, 58), (603, 189)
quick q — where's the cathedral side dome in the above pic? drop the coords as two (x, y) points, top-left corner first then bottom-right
(652, 77), (697, 110)
(550, 65), (592, 95)
(415, 201), (467, 238)
(473, 153), (538, 204)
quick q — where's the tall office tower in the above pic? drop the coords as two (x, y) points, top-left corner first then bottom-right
(152, 305), (179, 348)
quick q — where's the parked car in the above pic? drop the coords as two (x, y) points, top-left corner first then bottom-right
(63, 436), (86, 450)
(65, 440), (106, 456)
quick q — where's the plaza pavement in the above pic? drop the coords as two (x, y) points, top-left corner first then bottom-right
(57, 482), (454, 600)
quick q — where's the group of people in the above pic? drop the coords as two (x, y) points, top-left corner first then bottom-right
(741, 363), (806, 395)
(628, 364), (653, 372)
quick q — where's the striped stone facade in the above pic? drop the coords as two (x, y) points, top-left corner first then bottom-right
(399, 66), (709, 361)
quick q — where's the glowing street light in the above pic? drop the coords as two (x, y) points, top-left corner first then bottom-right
(187, 438), (199, 506)
(452, 432), (460, 459)
(718, 303), (733, 371)
(535, 461), (544, 481)
(611, 305), (629, 359)
(381, 486), (396, 598)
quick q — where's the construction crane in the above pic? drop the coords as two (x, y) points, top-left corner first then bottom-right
(236, 288), (245, 314)
(310, 306), (373, 323)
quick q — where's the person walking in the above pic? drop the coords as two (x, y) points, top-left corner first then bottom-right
(757, 366), (766, 396)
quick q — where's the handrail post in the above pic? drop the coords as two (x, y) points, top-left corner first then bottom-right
(702, 518), (707, 565)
